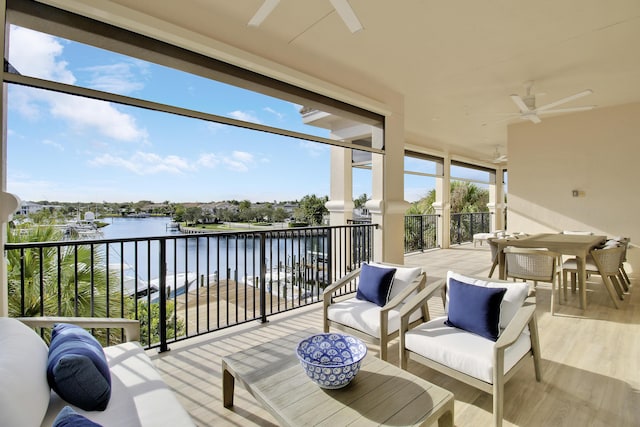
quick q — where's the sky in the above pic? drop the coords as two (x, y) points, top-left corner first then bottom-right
(6, 25), (436, 204)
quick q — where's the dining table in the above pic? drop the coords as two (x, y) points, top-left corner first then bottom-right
(496, 233), (607, 309)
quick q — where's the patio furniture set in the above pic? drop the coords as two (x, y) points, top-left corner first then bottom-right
(223, 232), (630, 426)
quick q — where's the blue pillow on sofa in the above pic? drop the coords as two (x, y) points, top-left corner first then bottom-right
(53, 406), (102, 427)
(356, 263), (397, 307)
(445, 277), (507, 341)
(47, 324), (111, 411)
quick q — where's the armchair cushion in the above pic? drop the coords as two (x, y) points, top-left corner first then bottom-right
(47, 324), (111, 411)
(356, 263), (396, 307)
(446, 271), (529, 330)
(327, 298), (424, 337)
(368, 263), (422, 301)
(445, 278), (506, 341)
(404, 316), (532, 383)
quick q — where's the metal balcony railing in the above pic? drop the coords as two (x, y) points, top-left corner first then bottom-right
(450, 212), (491, 245)
(404, 214), (439, 252)
(5, 224), (376, 351)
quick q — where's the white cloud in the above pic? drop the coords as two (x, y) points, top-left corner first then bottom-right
(89, 151), (193, 175)
(197, 153), (219, 168)
(222, 151), (255, 172)
(81, 62), (146, 94)
(299, 141), (327, 157)
(8, 26), (148, 143)
(206, 122), (226, 133)
(231, 151), (254, 163)
(9, 26), (75, 84)
(229, 110), (261, 124)
(42, 139), (64, 151)
(50, 95), (148, 142)
(263, 107), (284, 121)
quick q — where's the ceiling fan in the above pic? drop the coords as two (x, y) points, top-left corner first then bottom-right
(248, 0), (363, 33)
(506, 81), (595, 124)
(487, 146), (508, 164)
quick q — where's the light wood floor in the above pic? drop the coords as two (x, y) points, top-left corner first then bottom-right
(150, 245), (640, 426)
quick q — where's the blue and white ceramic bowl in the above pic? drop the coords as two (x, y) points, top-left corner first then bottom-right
(296, 333), (367, 389)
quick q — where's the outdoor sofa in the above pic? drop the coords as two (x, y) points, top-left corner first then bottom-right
(0, 316), (194, 427)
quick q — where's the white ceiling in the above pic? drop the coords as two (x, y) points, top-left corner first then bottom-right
(82, 1), (640, 162)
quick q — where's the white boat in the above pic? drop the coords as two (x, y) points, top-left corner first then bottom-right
(109, 263), (157, 298)
(150, 272), (199, 302)
(242, 267), (316, 301)
(63, 219), (103, 239)
(242, 267), (293, 289)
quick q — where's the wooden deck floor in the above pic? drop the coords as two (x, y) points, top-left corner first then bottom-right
(149, 244), (640, 426)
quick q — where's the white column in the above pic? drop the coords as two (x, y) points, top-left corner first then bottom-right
(433, 156), (451, 248)
(369, 107), (408, 265)
(325, 145), (354, 225)
(488, 167), (505, 232)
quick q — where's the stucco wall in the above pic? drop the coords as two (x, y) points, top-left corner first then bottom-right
(507, 102), (640, 274)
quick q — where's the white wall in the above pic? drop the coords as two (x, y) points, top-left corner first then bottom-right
(507, 102), (640, 273)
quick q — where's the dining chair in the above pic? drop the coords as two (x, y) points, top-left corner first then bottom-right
(503, 247), (563, 314)
(323, 262), (427, 360)
(612, 237), (631, 292)
(562, 244), (625, 308)
(399, 271), (541, 427)
(487, 237), (500, 278)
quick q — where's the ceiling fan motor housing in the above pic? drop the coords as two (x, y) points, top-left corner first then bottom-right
(523, 95), (536, 110)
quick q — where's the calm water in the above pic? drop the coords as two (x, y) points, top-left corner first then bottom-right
(99, 217), (326, 283)
(101, 216), (178, 239)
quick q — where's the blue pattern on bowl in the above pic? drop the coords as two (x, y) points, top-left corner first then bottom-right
(296, 333), (367, 389)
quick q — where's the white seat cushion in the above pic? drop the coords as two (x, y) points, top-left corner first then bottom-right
(405, 316), (532, 383)
(42, 342), (195, 427)
(327, 298), (423, 337)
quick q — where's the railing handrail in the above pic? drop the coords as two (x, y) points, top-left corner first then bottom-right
(4, 223), (377, 250)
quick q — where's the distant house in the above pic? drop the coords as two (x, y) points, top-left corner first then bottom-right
(17, 201), (44, 216)
(280, 203), (298, 215)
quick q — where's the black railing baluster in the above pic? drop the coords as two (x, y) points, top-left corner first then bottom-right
(259, 233), (267, 323)
(158, 239), (169, 353)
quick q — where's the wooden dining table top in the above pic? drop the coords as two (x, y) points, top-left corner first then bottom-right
(495, 233), (607, 255)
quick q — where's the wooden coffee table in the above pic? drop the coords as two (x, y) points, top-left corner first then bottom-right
(222, 330), (454, 426)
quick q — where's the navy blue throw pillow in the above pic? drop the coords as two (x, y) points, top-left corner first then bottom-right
(47, 324), (111, 411)
(52, 406), (102, 427)
(356, 263), (397, 307)
(445, 278), (507, 341)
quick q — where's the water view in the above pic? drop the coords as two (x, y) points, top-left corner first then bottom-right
(98, 216), (332, 301)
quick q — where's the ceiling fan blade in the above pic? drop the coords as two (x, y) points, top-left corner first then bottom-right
(510, 95), (531, 113)
(536, 89), (593, 112)
(523, 113), (542, 124)
(248, 0), (280, 27)
(536, 106), (596, 115)
(330, 0), (363, 33)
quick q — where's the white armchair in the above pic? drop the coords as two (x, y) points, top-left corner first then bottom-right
(323, 262), (427, 361)
(399, 271), (542, 427)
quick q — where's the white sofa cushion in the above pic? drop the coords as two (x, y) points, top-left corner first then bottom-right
(446, 271), (529, 330)
(327, 298), (423, 337)
(0, 317), (50, 427)
(405, 316), (532, 383)
(42, 342), (195, 427)
(369, 262), (422, 301)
